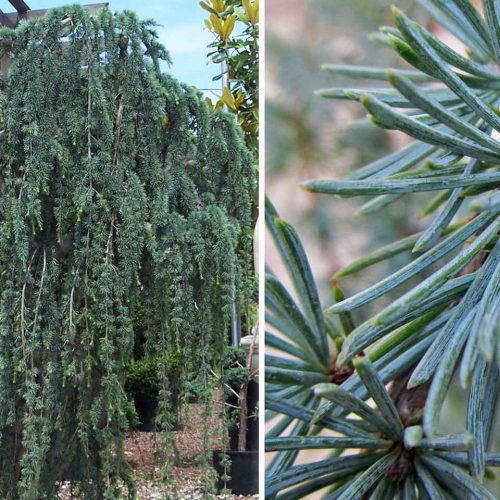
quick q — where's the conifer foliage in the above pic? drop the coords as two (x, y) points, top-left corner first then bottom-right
(266, 1), (499, 498)
(0, 5), (255, 498)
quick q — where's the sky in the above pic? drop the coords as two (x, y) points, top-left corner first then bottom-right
(0, 0), (220, 95)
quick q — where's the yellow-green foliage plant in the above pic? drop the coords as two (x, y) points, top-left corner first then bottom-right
(0, 5), (255, 498)
(201, 0), (259, 153)
(265, 1), (500, 498)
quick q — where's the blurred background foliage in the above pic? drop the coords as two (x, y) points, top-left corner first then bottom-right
(265, 1), (498, 493)
(265, 0), (445, 319)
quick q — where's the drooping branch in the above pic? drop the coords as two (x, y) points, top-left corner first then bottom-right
(0, 5), (255, 497)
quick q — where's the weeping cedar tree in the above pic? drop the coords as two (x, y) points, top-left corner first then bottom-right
(265, 1), (500, 498)
(0, 5), (255, 499)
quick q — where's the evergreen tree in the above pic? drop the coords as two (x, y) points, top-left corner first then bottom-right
(0, 5), (255, 498)
(266, 1), (499, 498)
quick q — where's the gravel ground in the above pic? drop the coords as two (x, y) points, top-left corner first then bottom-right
(59, 479), (258, 499)
(59, 402), (259, 499)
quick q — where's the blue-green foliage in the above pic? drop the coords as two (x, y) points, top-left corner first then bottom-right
(266, 0), (499, 498)
(0, 5), (255, 498)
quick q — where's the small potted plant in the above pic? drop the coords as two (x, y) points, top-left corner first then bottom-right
(212, 328), (259, 495)
(124, 351), (182, 432)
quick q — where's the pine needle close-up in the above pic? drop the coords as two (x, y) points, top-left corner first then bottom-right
(265, 1), (500, 498)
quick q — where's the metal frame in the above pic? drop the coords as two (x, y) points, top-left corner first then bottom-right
(0, 1), (108, 74)
(0, 1), (30, 27)
(0, 2), (108, 28)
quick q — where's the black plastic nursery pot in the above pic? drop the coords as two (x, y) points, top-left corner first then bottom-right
(133, 389), (182, 432)
(212, 449), (259, 495)
(133, 392), (157, 431)
(59, 463), (82, 482)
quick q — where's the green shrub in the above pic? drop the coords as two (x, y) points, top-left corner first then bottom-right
(125, 352), (182, 400)
(125, 358), (160, 402)
(222, 346), (252, 389)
